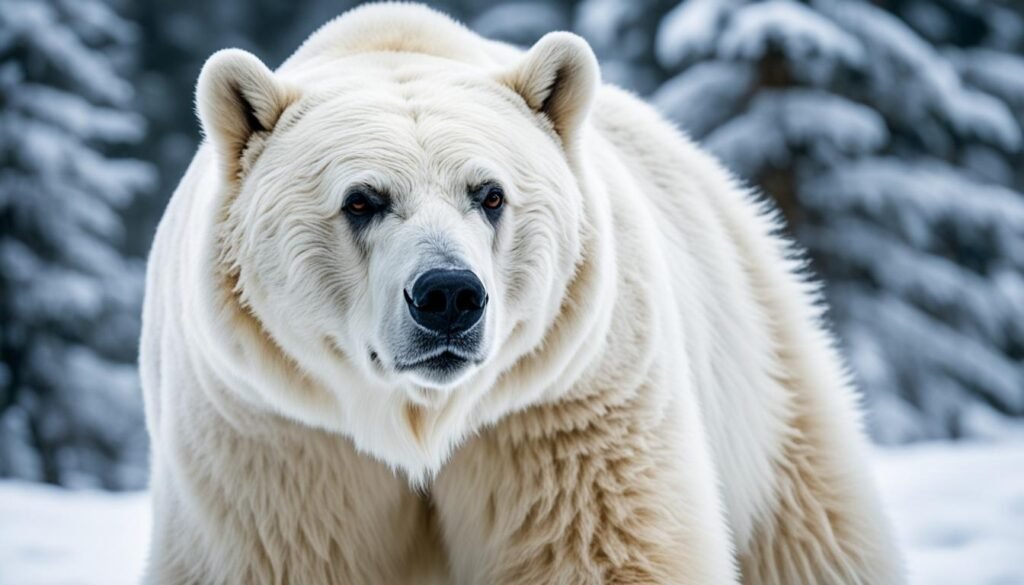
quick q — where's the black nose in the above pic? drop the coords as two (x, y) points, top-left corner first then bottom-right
(405, 269), (487, 336)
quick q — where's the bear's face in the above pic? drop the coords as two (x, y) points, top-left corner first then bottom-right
(237, 79), (580, 393)
(195, 34), (598, 466)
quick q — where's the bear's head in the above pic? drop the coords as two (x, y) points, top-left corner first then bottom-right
(194, 31), (600, 473)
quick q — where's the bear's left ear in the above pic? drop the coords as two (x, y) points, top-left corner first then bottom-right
(499, 32), (599, 151)
(196, 49), (299, 184)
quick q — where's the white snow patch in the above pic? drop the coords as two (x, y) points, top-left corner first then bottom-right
(718, 0), (864, 69)
(1, 441), (1022, 584)
(655, 0), (727, 68)
(875, 441), (1024, 585)
(0, 482), (150, 585)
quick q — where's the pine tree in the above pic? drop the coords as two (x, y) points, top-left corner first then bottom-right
(0, 0), (155, 488)
(639, 0), (1024, 441)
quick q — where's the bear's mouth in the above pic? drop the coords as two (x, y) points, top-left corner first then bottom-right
(394, 350), (479, 375)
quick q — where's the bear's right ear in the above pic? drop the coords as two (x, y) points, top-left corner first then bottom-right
(499, 32), (599, 153)
(196, 49), (299, 184)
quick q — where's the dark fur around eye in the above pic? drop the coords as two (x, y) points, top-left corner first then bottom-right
(472, 182), (505, 225)
(342, 186), (387, 230)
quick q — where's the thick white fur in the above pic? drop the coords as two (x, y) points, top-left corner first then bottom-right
(141, 3), (904, 583)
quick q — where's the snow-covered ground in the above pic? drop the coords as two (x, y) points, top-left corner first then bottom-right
(874, 441), (1024, 585)
(0, 482), (150, 585)
(1, 441), (1022, 585)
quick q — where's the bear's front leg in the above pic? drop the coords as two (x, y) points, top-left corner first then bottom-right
(434, 389), (738, 585)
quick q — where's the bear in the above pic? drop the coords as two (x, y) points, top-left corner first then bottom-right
(139, 3), (904, 584)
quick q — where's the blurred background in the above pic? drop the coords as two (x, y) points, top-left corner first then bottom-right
(8, 0), (1024, 490)
(1, 0), (1023, 582)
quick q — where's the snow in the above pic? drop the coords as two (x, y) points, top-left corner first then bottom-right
(875, 442), (1024, 585)
(816, 0), (1020, 150)
(791, 153), (1024, 443)
(652, 61), (757, 139)
(1, 0), (133, 104)
(952, 49), (1024, 110)
(703, 89), (888, 177)
(834, 288), (1024, 440)
(654, 0), (727, 68)
(1, 441), (1022, 585)
(0, 482), (150, 585)
(717, 0), (864, 81)
(9, 84), (144, 142)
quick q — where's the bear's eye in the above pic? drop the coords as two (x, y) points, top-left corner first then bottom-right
(342, 187), (387, 231)
(471, 182), (505, 226)
(344, 192), (373, 216)
(482, 186), (504, 210)
(343, 186), (390, 221)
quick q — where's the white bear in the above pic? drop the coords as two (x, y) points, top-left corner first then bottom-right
(139, 4), (904, 584)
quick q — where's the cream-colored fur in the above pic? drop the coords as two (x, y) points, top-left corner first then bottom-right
(140, 4), (904, 584)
